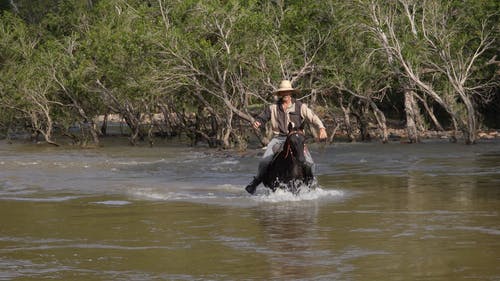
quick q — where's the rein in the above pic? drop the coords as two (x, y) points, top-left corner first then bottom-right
(284, 142), (292, 159)
(283, 130), (305, 160)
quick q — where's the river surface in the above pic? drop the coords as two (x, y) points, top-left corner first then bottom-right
(0, 139), (499, 281)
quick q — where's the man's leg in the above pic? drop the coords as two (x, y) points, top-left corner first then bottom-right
(245, 156), (272, 194)
(245, 137), (284, 194)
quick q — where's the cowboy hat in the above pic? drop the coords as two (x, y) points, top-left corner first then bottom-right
(274, 80), (299, 95)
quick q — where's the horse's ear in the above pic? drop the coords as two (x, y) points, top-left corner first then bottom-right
(298, 123), (305, 132)
(288, 122), (294, 132)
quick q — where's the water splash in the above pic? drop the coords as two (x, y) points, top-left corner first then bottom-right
(253, 186), (344, 203)
(127, 183), (343, 207)
(0, 196), (82, 202)
(130, 187), (218, 201)
(92, 200), (132, 206)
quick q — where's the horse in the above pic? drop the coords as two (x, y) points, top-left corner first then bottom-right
(261, 123), (315, 194)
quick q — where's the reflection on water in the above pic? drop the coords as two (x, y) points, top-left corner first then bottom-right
(0, 139), (499, 280)
(261, 205), (323, 279)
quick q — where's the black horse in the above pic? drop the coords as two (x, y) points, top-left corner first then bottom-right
(261, 123), (315, 194)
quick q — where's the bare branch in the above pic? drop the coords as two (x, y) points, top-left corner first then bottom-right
(157, 0), (170, 34)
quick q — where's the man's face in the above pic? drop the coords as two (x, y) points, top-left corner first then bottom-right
(278, 92), (292, 102)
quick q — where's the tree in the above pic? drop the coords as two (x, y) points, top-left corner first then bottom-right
(82, 0), (159, 145)
(153, 0), (275, 148)
(0, 11), (62, 145)
(308, 1), (392, 143)
(1, 0), (498, 147)
(365, 0), (498, 144)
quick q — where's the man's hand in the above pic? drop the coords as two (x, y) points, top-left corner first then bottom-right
(319, 128), (328, 140)
(253, 121), (261, 130)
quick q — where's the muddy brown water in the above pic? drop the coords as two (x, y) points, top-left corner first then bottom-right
(0, 139), (499, 280)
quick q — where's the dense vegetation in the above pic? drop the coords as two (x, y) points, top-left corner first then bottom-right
(0, 0), (498, 147)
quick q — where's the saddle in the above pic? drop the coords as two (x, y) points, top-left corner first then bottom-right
(271, 142), (283, 154)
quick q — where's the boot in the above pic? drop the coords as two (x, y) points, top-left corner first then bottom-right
(245, 177), (261, 195)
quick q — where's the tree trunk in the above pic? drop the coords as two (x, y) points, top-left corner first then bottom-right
(357, 115), (370, 141)
(31, 107), (59, 146)
(338, 95), (355, 142)
(404, 90), (419, 143)
(4, 113), (14, 143)
(40, 117), (59, 146)
(147, 112), (154, 147)
(222, 109), (233, 149)
(459, 93), (477, 145)
(369, 100), (388, 143)
(100, 113), (108, 136)
(328, 123), (341, 144)
(9, 0), (19, 14)
(419, 96), (444, 131)
(450, 118), (459, 143)
(352, 102), (371, 142)
(123, 110), (142, 146)
(89, 121), (100, 146)
(158, 103), (174, 137)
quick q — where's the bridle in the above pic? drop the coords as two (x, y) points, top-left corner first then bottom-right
(283, 130), (305, 160)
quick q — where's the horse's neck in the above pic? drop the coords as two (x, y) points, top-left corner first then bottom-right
(277, 139), (293, 160)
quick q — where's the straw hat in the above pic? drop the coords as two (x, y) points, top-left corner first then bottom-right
(274, 80), (299, 95)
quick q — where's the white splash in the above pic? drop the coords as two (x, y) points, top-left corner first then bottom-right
(92, 200), (132, 206)
(127, 183), (343, 207)
(1, 196), (81, 202)
(219, 160), (240, 165)
(254, 187), (344, 203)
(131, 188), (217, 201)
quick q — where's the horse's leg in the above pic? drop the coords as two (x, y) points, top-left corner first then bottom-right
(303, 164), (314, 187)
(290, 180), (300, 195)
(246, 151), (276, 194)
(304, 147), (315, 181)
(302, 163), (313, 179)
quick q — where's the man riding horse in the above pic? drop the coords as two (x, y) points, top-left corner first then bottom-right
(246, 80), (328, 194)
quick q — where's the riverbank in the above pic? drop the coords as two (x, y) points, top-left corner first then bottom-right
(2, 111), (499, 147)
(3, 127), (500, 149)
(365, 128), (500, 142)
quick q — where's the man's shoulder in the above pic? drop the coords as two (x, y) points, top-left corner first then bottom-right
(293, 99), (306, 107)
(295, 100), (310, 110)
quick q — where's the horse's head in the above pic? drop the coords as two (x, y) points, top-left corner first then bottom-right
(285, 122), (307, 164)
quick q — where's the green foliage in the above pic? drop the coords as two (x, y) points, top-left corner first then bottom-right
(0, 0), (498, 144)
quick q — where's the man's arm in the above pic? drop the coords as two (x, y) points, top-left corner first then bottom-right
(301, 104), (327, 139)
(253, 105), (271, 129)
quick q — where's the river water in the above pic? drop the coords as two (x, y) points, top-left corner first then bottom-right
(0, 139), (499, 280)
